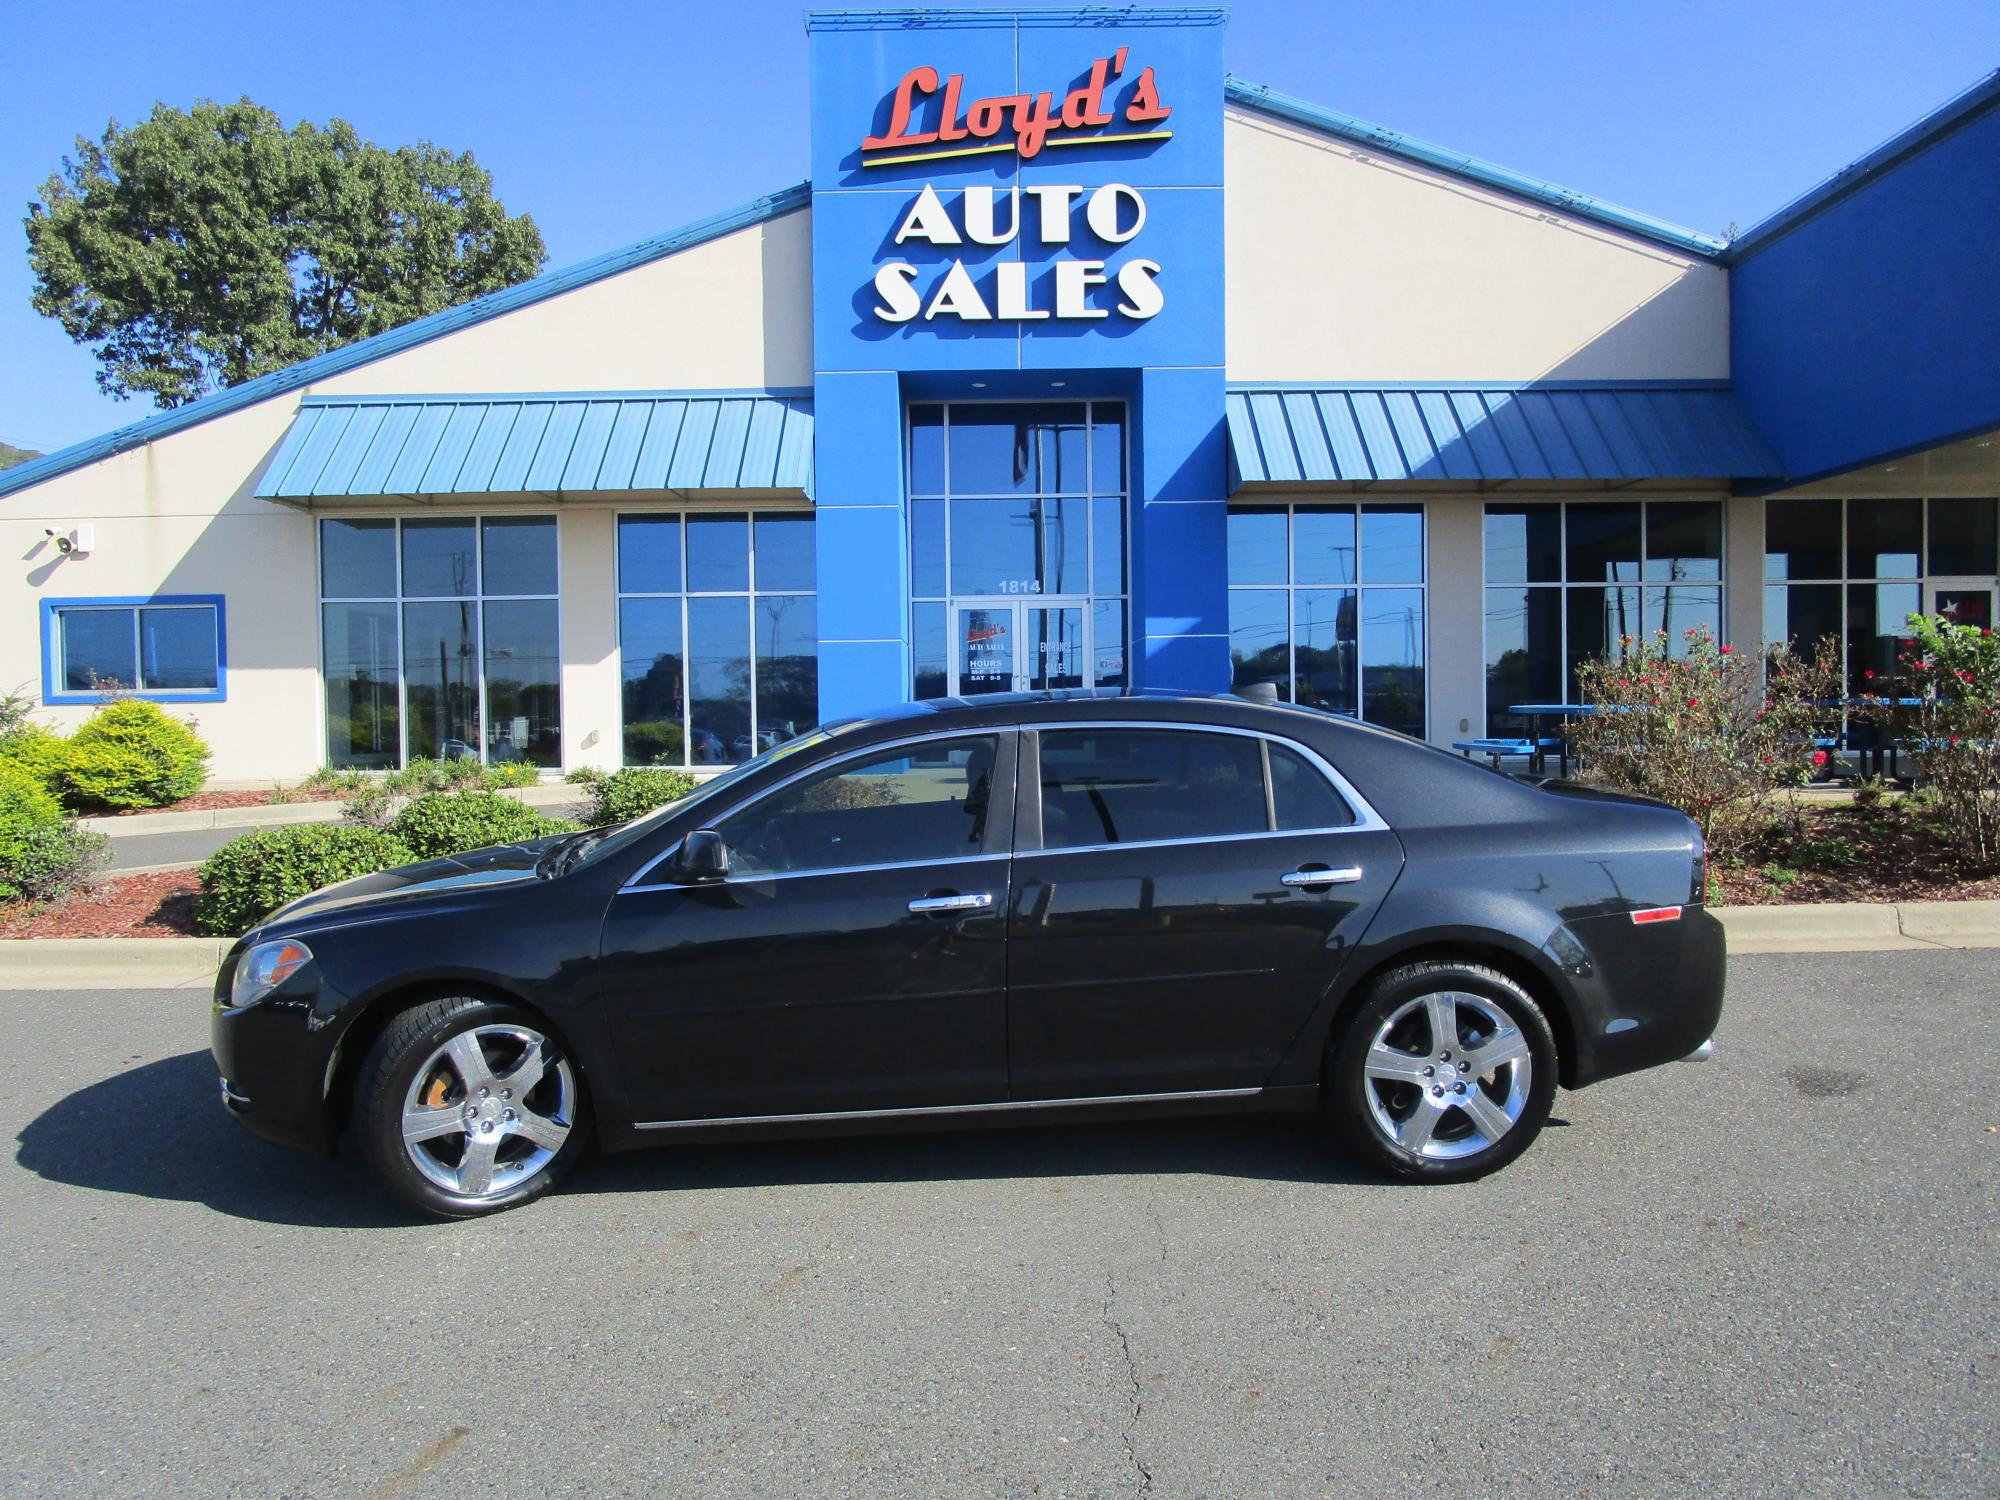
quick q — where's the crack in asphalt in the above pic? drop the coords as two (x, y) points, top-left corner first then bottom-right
(1103, 1271), (1154, 1496)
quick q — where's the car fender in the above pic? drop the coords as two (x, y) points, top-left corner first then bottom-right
(1268, 889), (1596, 1090)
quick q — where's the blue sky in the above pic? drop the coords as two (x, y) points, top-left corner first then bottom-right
(3, 0), (1996, 453)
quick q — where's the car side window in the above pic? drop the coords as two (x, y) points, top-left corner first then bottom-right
(713, 735), (998, 875)
(1269, 743), (1355, 830)
(1038, 729), (1267, 849)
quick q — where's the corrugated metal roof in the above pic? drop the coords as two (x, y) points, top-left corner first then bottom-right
(256, 392), (814, 499)
(1225, 385), (1782, 489)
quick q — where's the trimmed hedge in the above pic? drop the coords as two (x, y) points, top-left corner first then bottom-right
(195, 824), (416, 936)
(569, 767), (700, 826)
(0, 723), (69, 800)
(58, 700), (210, 809)
(388, 791), (579, 860)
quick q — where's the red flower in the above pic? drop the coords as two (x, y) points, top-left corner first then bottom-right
(1914, 661), (1930, 672)
(1811, 750), (1828, 767)
(1686, 698), (1700, 709)
(1864, 669), (1875, 680)
(1719, 644), (1733, 655)
(1615, 679), (1630, 688)
(1959, 669), (1975, 683)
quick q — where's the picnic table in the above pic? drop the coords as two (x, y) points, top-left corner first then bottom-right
(1507, 703), (1602, 777)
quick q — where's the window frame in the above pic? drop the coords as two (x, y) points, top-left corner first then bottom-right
(315, 513), (562, 770)
(614, 506), (818, 770)
(1224, 501), (1430, 738)
(907, 399), (1130, 698)
(1762, 494), (1999, 694)
(41, 595), (227, 705)
(1018, 721), (1388, 855)
(1480, 498), (1726, 736)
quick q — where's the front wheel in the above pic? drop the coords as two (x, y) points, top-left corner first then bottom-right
(1326, 961), (1557, 1182)
(355, 996), (591, 1219)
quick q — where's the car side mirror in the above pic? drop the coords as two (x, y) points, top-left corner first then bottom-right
(668, 829), (730, 883)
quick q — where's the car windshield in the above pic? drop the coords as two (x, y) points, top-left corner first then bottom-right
(566, 730), (837, 867)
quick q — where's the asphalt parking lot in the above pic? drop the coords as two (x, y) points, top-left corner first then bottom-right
(2, 949), (1993, 1498)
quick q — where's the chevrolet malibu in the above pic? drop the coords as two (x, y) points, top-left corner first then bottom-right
(211, 691), (1724, 1219)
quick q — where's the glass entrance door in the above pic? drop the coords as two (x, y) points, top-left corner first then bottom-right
(1929, 579), (1997, 631)
(951, 601), (1091, 694)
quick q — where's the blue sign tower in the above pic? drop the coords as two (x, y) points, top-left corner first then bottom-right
(806, 6), (1229, 716)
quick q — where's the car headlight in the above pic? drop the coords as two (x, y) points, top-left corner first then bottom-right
(231, 939), (314, 1007)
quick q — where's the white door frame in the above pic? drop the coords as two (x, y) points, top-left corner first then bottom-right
(948, 598), (1094, 695)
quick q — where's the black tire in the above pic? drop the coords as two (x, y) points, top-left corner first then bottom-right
(354, 995), (592, 1220)
(1326, 960), (1558, 1183)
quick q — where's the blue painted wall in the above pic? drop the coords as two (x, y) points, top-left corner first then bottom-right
(1731, 94), (2000, 485)
(806, 6), (1230, 717)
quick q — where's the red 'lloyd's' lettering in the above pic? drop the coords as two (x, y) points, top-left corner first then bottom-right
(861, 51), (1172, 160)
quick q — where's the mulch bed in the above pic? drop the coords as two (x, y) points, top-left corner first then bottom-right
(0, 871), (200, 939)
(96, 790), (326, 817)
(1711, 801), (2000, 906)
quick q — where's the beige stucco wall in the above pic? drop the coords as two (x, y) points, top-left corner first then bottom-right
(317, 211), (813, 397)
(3, 209), (817, 781)
(1223, 109), (1730, 383)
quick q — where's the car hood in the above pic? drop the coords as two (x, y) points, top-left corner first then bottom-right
(257, 835), (568, 932)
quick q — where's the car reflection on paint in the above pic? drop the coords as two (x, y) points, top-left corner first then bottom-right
(210, 690), (1723, 1219)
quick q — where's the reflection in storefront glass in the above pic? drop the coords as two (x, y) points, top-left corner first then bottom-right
(403, 600), (480, 761)
(483, 599), (562, 767)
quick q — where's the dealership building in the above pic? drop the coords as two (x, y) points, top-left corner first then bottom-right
(3, 8), (1996, 782)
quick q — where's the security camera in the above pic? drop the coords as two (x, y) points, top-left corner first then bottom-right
(54, 533), (76, 555)
(46, 524), (93, 556)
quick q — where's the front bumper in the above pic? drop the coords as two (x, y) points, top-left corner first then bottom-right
(209, 961), (344, 1155)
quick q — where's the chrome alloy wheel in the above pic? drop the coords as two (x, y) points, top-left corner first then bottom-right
(399, 1026), (577, 1199)
(1361, 990), (1533, 1160)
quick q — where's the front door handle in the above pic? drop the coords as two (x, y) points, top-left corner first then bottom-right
(908, 892), (995, 914)
(1281, 867), (1363, 889)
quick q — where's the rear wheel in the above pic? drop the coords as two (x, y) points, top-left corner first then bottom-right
(1327, 960), (1556, 1182)
(355, 996), (591, 1219)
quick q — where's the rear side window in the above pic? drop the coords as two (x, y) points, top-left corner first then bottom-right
(1269, 743), (1355, 830)
(1038, 729), (1266, 849)
(715, 735), (998, 874)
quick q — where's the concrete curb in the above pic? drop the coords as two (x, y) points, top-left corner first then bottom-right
(0, 938), (231, 990)
(4, 899), (1999, 990)
(83, 783), (585, 838)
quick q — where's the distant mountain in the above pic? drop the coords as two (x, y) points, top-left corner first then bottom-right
(0, 442), (41, 472)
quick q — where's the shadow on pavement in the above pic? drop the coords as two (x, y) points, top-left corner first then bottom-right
(17, 1049), (1378, 1227)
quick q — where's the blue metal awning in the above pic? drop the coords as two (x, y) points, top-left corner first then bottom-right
(255, 391), (814, 500)
(1225, 385), (1781, 489)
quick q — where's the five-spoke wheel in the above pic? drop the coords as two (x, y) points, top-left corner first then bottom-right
(357, 997), (590, 1218)
(1329, 960), (1556, 1181)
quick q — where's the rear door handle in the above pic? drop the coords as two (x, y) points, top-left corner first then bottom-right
(908, 892), (994, 914)
(1281, 867), (1363, 888)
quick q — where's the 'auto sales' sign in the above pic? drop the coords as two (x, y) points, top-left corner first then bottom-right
(863, 48), (1171, 326)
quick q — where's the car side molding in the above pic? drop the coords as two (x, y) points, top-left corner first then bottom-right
(633, 1086), (1264, 1132)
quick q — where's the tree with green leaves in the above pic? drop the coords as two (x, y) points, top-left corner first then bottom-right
(0, 443), (42, 471)
(25, 98), (547, 408)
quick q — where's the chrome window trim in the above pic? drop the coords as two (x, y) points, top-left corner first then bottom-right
(1027, 718), (1390, 836)
(616, 715), (1388, 893)
(617, 728), (1011, 892)
(635, 1085), (1262, 1131)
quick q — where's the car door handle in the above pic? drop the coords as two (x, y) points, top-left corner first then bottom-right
(1281, 867), (1363, 888)
(908, 893), (995, 914)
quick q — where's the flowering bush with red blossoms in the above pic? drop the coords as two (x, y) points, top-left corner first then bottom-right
(1570, 626), (1841, 858)
(1859, 614), (2000, 867)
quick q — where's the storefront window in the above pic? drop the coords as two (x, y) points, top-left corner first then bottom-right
(616, 512), (818, 767)
(1482, 500), (1722, 735)
(318, 515), (561, 770)
(1764, 497), (1998, 694)
(1226, 503), (1427, 738)
(907, 402), (1127, 697)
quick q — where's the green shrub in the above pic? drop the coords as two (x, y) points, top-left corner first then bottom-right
(194, 823), (416, 936)
(622, 719), (685, 767)
(3, 822), (110, 903)
(0, 722), (70, 800)
(482, 760), (544, 788)
(0, 760), (68, 901)
(1570, 627), (1843, 861)
(58, 700), (210, 809)
(388, 790), (579, 860)
(1860, 614), (2000, 868)
(575, 767), (700, 827)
